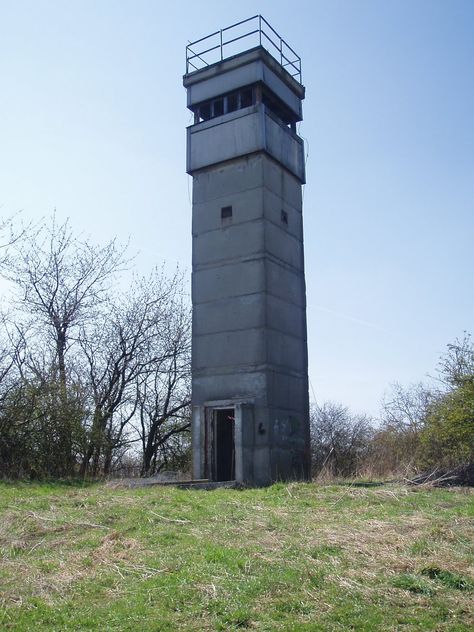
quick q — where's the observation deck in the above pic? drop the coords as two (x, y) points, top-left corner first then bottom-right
(183, 16), (306, 182)
(185, 15), (302, 84)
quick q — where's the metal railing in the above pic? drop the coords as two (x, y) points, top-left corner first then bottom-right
(186, 15), (302, 84)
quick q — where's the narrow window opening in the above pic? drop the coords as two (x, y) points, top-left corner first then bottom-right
(199, 102), (211, 121)
(213, 98), (224, 117)
(281, 209), (288, 225)
(227, 92), (239, 113)
(194, 87), (257, 123)
(221, 206), (233, 221)
(240, 87), (253, 108)
(262, 89), (295, 126)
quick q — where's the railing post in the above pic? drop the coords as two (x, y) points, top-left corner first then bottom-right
(220, 30), (223, 60)
(259, 15), (262, 46)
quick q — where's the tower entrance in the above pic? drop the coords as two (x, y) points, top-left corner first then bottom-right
(210, 408), (235, 481)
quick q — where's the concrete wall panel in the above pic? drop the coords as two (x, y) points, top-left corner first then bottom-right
(266, 295), (306, 339)
(264, 220), (304, 270)
(266, 329), (306, 372)
(270, 447), (309, 480)
(263, 155), (302, 206)
(192, 187), (264, 234)
(252, 446), (271, 486)
(270, 413), (308, 448)
(193, 220), (264, 266)
(192, 371), (266, 405)
(188, 109), (263, 173)
(266, 371), (309, 411)
(192, 259), (265, 304)
(192, 155), (264, 204)
(265, 259), (306, 307)
(264, 112), (305, 183)
(263, 188), (303, 239)
(193, 294), (265, 336)
(193, 328), (266, 370)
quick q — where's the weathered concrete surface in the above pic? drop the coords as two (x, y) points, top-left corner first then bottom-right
(191, 154), (310, 486)
(185, 49), (310, 486)
(187, 105), (306, 182)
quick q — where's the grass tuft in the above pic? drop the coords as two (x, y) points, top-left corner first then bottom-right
(393, 573), (435, 596)
(421, 566), (474, 591)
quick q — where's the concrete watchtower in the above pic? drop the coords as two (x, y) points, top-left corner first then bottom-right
(184, 16), (310, 486)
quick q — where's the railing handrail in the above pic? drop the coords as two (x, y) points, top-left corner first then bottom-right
(185, 15), (302, 84)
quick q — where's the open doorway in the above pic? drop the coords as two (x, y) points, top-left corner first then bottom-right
(211, 408), (235, 481)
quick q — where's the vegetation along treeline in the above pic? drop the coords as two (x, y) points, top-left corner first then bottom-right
(0, 215), (472, 480)
(0, 215), (191, 478)
(311, 333), (474, 480)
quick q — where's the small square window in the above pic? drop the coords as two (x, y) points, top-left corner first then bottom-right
(281, 210), (288, 225)
(221, 206), (232, 220)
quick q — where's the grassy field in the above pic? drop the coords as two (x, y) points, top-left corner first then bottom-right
(0, 481), (472, 631)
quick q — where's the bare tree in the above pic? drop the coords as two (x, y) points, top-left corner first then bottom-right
(79, 267), (190, 477)
(0, 316), (24, 405)
(381, 382), (433, 435)
(310, 402), (373, 477)
(3, 216), (127, 389)
(0, 320), (15, 390)
(0, 212), (27, 266)
(0, 215), (192, 479)
(437, 332), (474, 388)
(0, 216), (127, 476)
(137, 303), (191, 476)
(373, 382), (436, 474)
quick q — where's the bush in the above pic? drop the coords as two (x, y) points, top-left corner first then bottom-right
(0, 378), (86, 478)
(419, 381), (474, 469)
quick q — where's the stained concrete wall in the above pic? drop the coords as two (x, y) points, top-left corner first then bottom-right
(191, 153), (310, 485)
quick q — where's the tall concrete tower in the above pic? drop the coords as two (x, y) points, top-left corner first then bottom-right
(184, 16), (310, 486)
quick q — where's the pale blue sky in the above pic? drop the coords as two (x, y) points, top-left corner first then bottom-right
(1, 0), (473, 416)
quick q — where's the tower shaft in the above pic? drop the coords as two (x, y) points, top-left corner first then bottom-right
(184, 33), (310, 485)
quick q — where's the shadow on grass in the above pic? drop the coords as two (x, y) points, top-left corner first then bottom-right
(0, 477), (100, 489)
(336, 481), (388, 488)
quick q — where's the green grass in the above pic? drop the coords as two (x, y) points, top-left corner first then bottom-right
(0, 481), (472, 631)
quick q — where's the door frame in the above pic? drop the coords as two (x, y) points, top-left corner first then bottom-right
(202, 399), (246, 482)
(209, 407), (235, 481)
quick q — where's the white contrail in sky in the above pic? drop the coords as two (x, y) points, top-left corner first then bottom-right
(314, 305), (389, 334)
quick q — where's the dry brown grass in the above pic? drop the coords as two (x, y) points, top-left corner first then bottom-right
(0, 482), (472, 630)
